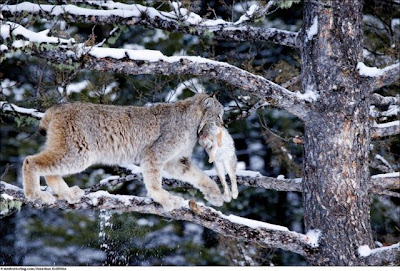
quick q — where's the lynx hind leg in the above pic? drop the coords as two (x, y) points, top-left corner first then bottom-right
(164, 158), (223, 207)
(225, 157), (238, 199)
(214, 161), (231, 202)
(141, 161), (185, 212)
(23, 153), (56, 204)
(45, 175), (84, 204)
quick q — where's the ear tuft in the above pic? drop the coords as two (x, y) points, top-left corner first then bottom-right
(203, 97), (214, 108)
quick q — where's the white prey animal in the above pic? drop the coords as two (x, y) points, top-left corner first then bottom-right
(199, 123), (238, 202)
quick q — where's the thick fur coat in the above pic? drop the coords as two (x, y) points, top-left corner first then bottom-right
(23, 94), (225, 211)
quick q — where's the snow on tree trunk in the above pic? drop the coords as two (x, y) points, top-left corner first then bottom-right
(301, 0), (374, 265)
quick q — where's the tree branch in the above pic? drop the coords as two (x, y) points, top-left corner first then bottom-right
(357, 62), (400, 90)
(35, 48), (311, 120)
(359, 243), (400, 266)
(0, 20), (309, 119)
(371, 93), (400, 107)
(0, 101), (44, 118)
(0, 181), (314, 256)
(369, 172), (400, 193)
(87, 170), (399, 197)
(371, 121), (400, 138)
(370, 63), (400, 90)
(0, 2), (299, 47)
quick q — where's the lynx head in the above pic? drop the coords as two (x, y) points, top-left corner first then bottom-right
(198, 95), (224, 134)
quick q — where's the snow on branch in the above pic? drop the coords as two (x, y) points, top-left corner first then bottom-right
(0, 101), (44, 118)
(0, 1), (299, 47)
(0, 20), (75, 48)
(371, 121), (400, 138)
(86, 170), (400, 197)
(358, 243), (400, 266)
(20, 45), (309, 120)
(370, 105), (399, 119)
(369, 172), (400, 194)
(357, 62), (400, 90)
(0, 19), (308, 119)
(0, 181), (314, 256)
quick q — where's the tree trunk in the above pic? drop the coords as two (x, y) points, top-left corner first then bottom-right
(301, 0), (375, 265)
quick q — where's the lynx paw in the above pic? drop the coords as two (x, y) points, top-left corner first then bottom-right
(150, 190), (185, 212)
(26, 190), (56, 205)
(160, 195), (185, 212)
(60, 186), (84, 204)
(203, 186), (223, 207)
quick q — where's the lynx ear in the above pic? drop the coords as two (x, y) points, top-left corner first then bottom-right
(203, 97), (215, 108)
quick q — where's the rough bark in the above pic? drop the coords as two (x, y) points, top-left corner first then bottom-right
(301, 0), (375, 265)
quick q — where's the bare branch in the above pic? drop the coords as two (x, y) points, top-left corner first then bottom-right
(0, 2), (299, 47)
(371, 93), (400, 107)
(374, 190), (400, 198)
(371, 121), (400, 138)
(0, 181), (313, 256)
(281, 75), (301, 89)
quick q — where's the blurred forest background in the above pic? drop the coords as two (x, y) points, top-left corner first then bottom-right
(0, 0), (399, 266)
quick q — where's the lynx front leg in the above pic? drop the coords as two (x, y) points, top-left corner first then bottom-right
(45, 175), (84, 204)
(141, 160), (185, 212)
(164, 158), (223, 207)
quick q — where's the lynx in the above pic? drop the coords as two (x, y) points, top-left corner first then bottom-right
(23, 94), (225, 211)
(199, 123), (238, 202)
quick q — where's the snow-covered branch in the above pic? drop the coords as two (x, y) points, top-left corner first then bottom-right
(371, 121), (400, 138)
(358, 243), (400, 266)
(369, 155), (393, 173)
(0, 181), (315, 256)
(0, 101), (44, 118)
(370, 105), (399, 119)
(88, 170), (399, 197)
(0, 19), (308, 119)
(0, 1), (299, 47)
(369, 172), (400, 194)
(357, 62), (400, 90)
(0, 21), (75, 49)
(32, 48), (310, 119)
